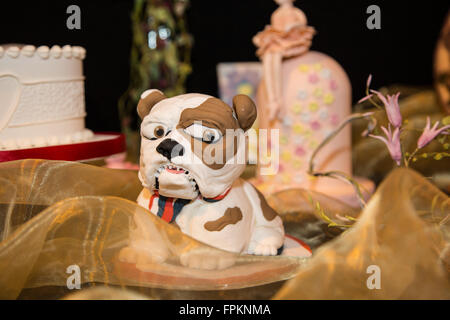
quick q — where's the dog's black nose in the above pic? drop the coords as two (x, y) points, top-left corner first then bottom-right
(156, 139), (185, 161)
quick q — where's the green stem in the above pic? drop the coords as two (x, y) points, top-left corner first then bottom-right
(405, 148), (419, 168)
(365, 87), (384, 111)
(308, 113), (375, 209)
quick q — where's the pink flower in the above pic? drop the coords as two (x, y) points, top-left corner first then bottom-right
(417, 117), (450, 149)
(370, 126), (402, 166)
(366, 74), (373, 88)
(358, 94), (373, 104)
(370, 90), (402, 128)
(358, 75), (374, 103)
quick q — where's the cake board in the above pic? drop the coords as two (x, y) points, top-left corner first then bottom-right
(113, 234), (311, 290)
(0, 132), (126, 163)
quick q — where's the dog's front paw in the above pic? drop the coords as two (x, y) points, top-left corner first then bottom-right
(247, 243), (279, 256)
(179, 248), (236, 270)
(118, 246), (140, 264)
(247, 235), (283, 256)
(246, 225), (284, 256)
(118, 244), (169, 270)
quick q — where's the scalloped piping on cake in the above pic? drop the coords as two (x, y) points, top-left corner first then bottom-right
(0, 129), (94, 150)
(0, 45), (86, 60)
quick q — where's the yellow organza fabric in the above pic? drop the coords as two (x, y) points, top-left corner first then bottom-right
(274, 168), (450, 299)
(0, 159), (448, 299)
(0, 160), (305, 299)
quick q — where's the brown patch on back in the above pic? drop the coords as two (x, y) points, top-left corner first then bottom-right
(204, 207), (243, 232)
(253, 186), (278, 221)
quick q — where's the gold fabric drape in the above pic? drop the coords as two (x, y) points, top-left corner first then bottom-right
(0, 160), (448, 299)
(274, 168), (449, 299)
(0, 160), (305, 299)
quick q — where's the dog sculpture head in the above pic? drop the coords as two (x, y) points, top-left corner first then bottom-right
(137, 90), (257, 200)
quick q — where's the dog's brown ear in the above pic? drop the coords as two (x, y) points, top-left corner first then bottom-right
(137, 89), (167, 120)
(232, 94), (257, 132)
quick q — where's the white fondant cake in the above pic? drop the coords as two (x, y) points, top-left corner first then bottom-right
(0, 44), (93, 150)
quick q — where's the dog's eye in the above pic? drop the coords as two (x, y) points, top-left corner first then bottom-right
(142, 123), (168, 141)
(184, 124), (221, 144)
(154, 126), (165, 138)
(202, 129), (218, 143)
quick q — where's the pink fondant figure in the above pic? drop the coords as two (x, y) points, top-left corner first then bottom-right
(253, 0), (315, 125)
(253, 1), (373, 206)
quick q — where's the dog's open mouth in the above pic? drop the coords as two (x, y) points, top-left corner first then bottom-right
(154, 163), (199, 193)
(164, 165), (187, 174)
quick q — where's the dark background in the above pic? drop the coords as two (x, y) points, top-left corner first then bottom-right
(0, 0), (448, 132)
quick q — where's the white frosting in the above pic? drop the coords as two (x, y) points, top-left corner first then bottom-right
(0, 44), (86, 60)
(0, 129), (94, 150)
(7, 47), (20, 58)
(62, 45), (72, 58)
(22, 45), (36, 57)
(50, 45), (62, 58)
(0, 44), (92, 150)
(37, 46), (50, 59)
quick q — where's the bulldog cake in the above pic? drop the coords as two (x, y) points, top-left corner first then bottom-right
(132, 90), (285, 257)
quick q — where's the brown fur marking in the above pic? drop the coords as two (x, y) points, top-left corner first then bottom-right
(232, 94), (257, 132)
(177, 98), (239, 134)
(137, 90), (167, 120)
(253, 186), (278, 221)
(204, 207), (243, 232)
(175, 96), (254, 170)
(180, 133), (239, 170)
